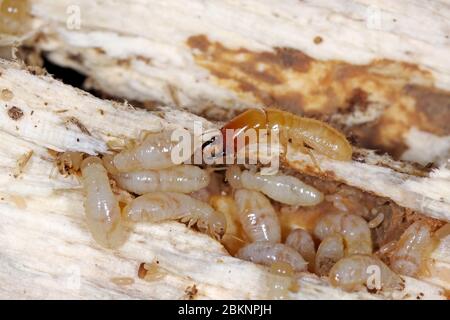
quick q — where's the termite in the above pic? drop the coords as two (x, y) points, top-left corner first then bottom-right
(204, 108), (352, 161)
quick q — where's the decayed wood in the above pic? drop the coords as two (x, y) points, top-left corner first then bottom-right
(0, 59), (448, 299)
(27, 0), (450, 164)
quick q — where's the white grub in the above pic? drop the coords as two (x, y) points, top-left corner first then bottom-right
(226, 165), (323, 206)
(267, 262), (296, 300)
(314, 212), (372, 255)
(378, 241), (398, 255)
(341, 214), (372, 255)
(225, 165), (243, 189)
(234, 189), (281, 243)
(190, 171), (224, 202)
(315, 233), (344, 276)
(237, 242), (307, 272)
(329, 255), (403, 292)
(114, 165), (210, 195)
(124, 192), (226, 239)
(285, 229), (316, 269)
(113, 130), (191, 171)
(81, 156), (127, 248)
(390, 221), (434, 277)
(313, 212), (345, 241)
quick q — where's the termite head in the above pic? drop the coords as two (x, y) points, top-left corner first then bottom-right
(196, 211), (227, 241)
(202, 108), (267, 160)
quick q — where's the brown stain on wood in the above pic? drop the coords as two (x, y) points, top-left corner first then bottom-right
(187, 35), (450, 160)
(403, 85), (450, 135)
(313, 36), (323, 45)
(184, 284), (198, 300)
(7, 106), (24, 120)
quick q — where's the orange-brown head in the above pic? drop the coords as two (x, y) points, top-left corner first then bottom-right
(220, 108), (267, 153)
(202, 108), (268, 158)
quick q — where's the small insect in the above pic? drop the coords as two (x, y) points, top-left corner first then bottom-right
(315, 233), (344, 276)
(80, 156), (127, 248)
(234, 189), (281, 243)
(313, 212), (346, 241)
(340, 214), (372, 256)
(226, 165), (323, 206)
(267, 262), (296, 300)
(313, 212), (372, 256)
(113, 165), (210, 195)
(237, 242), (308, 272)
(124, 192), (226, 239)
(390, 221), (434, 277)
(329, 255), (403, 292)
(285, 229), (316, 271)
(113, 130), (191, 172)
(206, 108), (352, 161)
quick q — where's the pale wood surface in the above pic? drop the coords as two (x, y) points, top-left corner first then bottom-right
(0, 59), (447, 299)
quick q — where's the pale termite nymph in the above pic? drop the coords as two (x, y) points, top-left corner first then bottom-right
(226, 165), (323, 206)
(237, 242), (308, 272)
(234, 189), (281, 243)
(114, 165), (210, 195)
(81, 156), (127, 248)
(124, 192), (226, 240)
(329, 255), (403, 292)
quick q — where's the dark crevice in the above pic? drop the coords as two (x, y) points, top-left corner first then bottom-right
(43, 56), (87, 89)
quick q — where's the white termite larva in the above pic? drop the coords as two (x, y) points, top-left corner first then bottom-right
(390, 221), (434, 277)
(226, 165), (323, 206)
(237, 242), (308, 272)
(234, 189), (281, 243)
(267, 262), (296, 300)
(314, 212), (372, 256)
(81, 156), (127, 248)
(285, 229), (316, 270)
(114, 165), (210, 195)
(113, 130), (191, 172)
(329, 255), (403, 292)
(313, 212), (346, 241)
(315, 233), (344, 276)
(225, 165), (243, 189)
(341, 214), (372, 255)
(123, 192), (226, 239)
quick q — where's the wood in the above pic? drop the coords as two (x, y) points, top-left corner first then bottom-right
(0, 59), (448, 299)
(27, 0), (450, 164)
